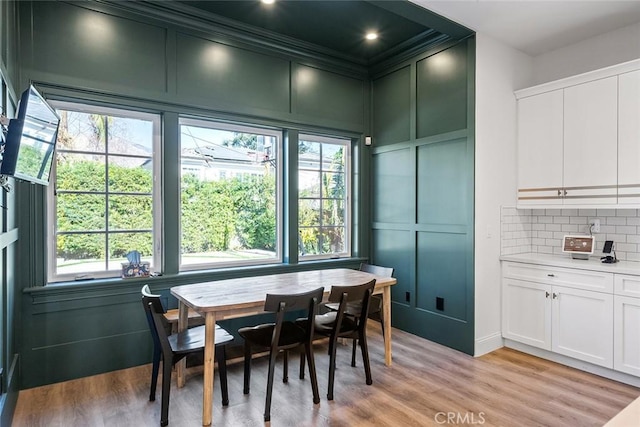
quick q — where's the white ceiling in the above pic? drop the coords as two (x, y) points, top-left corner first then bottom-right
(412, 0), (640, 56)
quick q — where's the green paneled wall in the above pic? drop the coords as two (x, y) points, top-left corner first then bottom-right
(372, 65), (411, 146)
(176, 33), (290, 113)
(416, 42), (468, 138)
(371, 147), (414, 223)
(370, 39), (475, 355)
(417, 138), (468, 225)
(30, 1), (168, 92)
(293, 64), (365, 125)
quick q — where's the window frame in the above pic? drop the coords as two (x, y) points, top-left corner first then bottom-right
(298, 133), (352, 261)
(46, 101), (162, 282)
(178, 117), (283, 271)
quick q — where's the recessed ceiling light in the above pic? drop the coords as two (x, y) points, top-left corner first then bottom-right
(365, 32), (378, 41)
(262, 0), (275, 4)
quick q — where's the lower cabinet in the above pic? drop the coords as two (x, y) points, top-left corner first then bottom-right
(503, 276), (613, 368)
(552, 286), (613, 368)
(502, 278), (551, 349)
(614, 295), (640, 376)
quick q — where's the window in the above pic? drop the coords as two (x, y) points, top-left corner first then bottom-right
(47, 102), (160, 281)
(298, 134), (350, 258)
(179, 119), (280, 269)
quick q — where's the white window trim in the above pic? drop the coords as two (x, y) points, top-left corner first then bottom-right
(178, 117), (283, 271)
(298, 133), (351, 260)
(47, 101), (162, 282)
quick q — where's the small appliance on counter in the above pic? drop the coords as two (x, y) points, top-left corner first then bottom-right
(562, 235), (595, 260)
(600, 240), (618, 263)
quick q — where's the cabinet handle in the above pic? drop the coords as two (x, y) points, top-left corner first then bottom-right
(563, 189), (568, 196)
(552, 292), (558, 299)
(545, 291), (550, 298)
(547, 274), (555, 277)
(557, 189), (562, 196)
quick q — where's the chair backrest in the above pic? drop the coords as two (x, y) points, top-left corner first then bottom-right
(327, 279), (376, 334)
(264, 286), (324, 314)
(264, 286), (324, 346)
(141, 285), (170, 354)
(359, 263), (394, 278)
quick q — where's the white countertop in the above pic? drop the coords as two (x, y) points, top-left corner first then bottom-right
(500, 253), (640, 276)
(604, 395), (640, 427)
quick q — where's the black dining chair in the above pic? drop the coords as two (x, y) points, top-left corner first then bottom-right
(299, 279), (376, 400)
(238, 287), (324, 422)
(141, 285), (234, 426)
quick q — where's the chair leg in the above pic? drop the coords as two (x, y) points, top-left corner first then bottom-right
(327, 334), (339, 401)
(264, 349), (278, 422)
(160, 358), (172, 427)
(359, 330), (373, 386)
(243, 341), (252, 395)
(299, 349), (306, 379)
(305, 342), (320, 404)
(380, 315), (385, 343)
(351, 338), (357, 367)
(216, 346), (229, 406)
(283, 350), (289, 383)
(150, 345), (161, 401)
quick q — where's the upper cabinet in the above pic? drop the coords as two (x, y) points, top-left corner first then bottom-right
(618, 70), (640, 205)
(516, 60), (640, 208)
(517, 90), (563, 205)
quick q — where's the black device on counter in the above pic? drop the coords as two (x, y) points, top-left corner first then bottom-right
(601, 240), (618, 263)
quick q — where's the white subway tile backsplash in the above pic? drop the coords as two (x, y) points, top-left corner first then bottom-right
(597, 209), (617, 216)
(616, 209), (638, 217)
(561, 209), (579, 216)
(616, 225), (637, 235)
(607, 217), (627, 226)
(579, 209), (597, 216)
(570, 217), (587, 225)
(501, 206), (640, 259)
(617, 243), (637, 253)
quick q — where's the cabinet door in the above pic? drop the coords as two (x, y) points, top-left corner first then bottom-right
(552, 286), (613, 368)
(618, 70), (640, 204)
(502, 278), (551, 350)
(563, 77), (618, 204)
(517, 90), (564, 205)
(614, 295), (640, 376)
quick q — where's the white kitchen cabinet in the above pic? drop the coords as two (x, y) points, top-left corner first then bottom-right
(551, 286), (614, 368)
(562, 76), (618, 205)
(502, 278), (551, 349)
(614, 274), (640, 376)
(515, 59), (640, 208)
(516, 90), (564, 205)
(618, 70), (640, 204)
(502, 261), (614, 369)
(614, 295), (640, 376)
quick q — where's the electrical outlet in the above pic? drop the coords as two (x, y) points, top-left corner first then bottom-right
(592, 219), (601, 233)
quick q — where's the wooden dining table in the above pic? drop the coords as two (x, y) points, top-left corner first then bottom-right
(171, 267), (397, 426)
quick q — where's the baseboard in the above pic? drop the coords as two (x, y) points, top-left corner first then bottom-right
(504, 340), (640, 388)
(0, 354), (20, 427)
(474, 332), (503, 357)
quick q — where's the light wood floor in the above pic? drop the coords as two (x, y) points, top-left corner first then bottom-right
(12, 325), (640, 427)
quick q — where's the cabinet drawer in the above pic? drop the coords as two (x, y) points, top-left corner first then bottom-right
(503, 262), (613, 293)
(615, 274), (640, 298)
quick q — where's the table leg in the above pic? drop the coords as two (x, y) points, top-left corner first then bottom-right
(202, 312), (216, 426)
(382, 286), (392, 366)
(176, 302), (188, 387)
